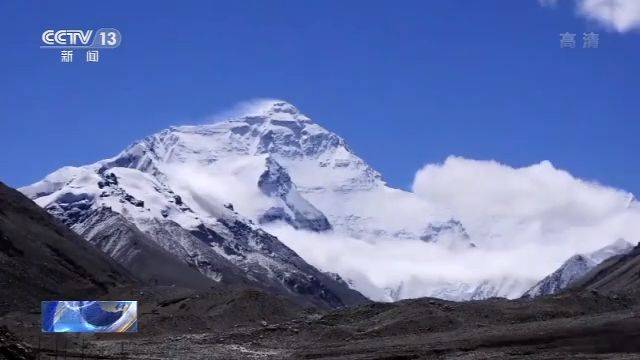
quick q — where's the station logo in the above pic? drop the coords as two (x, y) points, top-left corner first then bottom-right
(41, 28), (122, 63)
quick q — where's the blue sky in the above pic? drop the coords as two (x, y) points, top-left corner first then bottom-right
(1, 1), (639, 195)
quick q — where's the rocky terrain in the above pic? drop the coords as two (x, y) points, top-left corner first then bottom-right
(3, 177), (640, 359)
(6, 289), (640, 359)
(0, 182), (134, 316)
(4, 100), (640, 359)
(573, 242), (640, 295)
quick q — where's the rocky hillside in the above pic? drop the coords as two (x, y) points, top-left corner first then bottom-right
(572, 242), (640, 295)
(523, 239), (634, 298)
(0, 181), (133, 315)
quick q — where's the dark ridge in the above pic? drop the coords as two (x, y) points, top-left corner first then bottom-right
(0, 181), (134, 315)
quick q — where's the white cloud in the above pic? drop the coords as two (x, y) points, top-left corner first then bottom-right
(204, 98), (283, 123)
(539, 0), (640, 33)
(268, 224), (564, 301)
(270, 156), (640, 302)
(412, 157), (636, 237)
(577, 0), (640, 33)
(538, 0), (560, 8)
(412, 156), (639, 249)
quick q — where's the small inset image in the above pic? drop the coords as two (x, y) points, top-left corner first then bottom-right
(42, 301), (137, 333)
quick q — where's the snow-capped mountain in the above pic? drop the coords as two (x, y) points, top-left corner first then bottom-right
(19, 103), (373, 308)
(95, 100), (439, 239)
(469, 277), (532, 300)
(420, 219), (476, 249)
(523, 238), (634, 298)
(21, 100), (506, 302)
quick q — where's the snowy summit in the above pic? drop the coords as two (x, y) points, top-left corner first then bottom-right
(21, 100), (634, 303)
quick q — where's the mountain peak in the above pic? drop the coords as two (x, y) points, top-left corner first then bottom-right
(233, 99), (310, 123)
(157, 99), (353, 162)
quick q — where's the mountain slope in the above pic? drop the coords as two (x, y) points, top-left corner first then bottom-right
(94, 100), (443, 241)
(20, 108), (368, 308)
(523, 239), (633, 298)
(20, 100), (529, 302)
(257, 156), (331, 231)
(92, 100), (484, 300)
(0, 181), (133, 315)
(571, 242), (640, 295)
(73, 206), (243, 290)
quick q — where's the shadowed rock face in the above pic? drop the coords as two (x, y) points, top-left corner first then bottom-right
(72, 206), (244, 291)
(258, 157), (331, 231)
(0, 326), (33, 360)
(0, 181), (133, 315)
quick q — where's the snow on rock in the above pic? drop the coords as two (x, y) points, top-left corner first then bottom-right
(420, 219), (476, 249)
(257, 157), (331, 231)
(469, 277), (531, 301)
(20, 103), (370, 308)
(20, 99), (481, 303)
(523, 239), (634, 298)
(377, 277), (534, 302)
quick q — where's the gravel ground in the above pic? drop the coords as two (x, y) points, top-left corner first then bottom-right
(12, 292), (640, 360)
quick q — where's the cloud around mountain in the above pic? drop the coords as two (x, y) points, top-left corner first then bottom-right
(539, 0), (640, 33)
(20, 99), (640, 303)
(412, 156), (638, 250)
(203, 98), (297, 124)
(271, 155), (640, 301)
